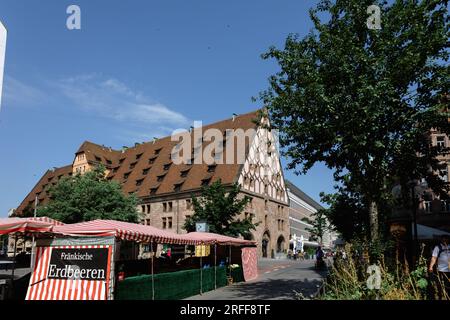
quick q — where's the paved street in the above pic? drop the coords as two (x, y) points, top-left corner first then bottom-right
(187, 258), (328, 300)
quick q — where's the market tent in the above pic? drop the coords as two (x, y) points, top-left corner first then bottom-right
(179, 231), (256, 246)
(0, 217), (64, 235)
(52, 219), (200, 245)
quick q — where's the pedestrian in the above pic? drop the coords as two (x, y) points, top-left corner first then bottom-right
(315, 246), (325, 269)
(428, 235), (450, 300)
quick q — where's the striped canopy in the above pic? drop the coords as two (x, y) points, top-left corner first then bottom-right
(0, 217), (64, 235)
(52, 220), (201, 245)
(179, 232), (256, 246)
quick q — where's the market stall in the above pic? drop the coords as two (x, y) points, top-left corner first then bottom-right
(23, 219), (257, 300)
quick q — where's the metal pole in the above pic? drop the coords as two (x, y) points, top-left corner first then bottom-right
(214, 243), (217, 290)
(30, 196), (38, 269)
(200, 253), (203, 295)
(11, 234), (17, 281)
(151, 242), (155, 300)
(411, 184), (419, 266)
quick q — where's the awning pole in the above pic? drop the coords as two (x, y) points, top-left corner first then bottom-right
(151, 241), (155, 301)
(229, 245), (232, 276)
(214, 243), (217, 290)
(200, 252), (203, 295)
(11, 234), (17, 281)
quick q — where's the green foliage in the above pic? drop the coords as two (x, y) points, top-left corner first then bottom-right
(301, 209), (330, 243)
(321, 243), (442, 300)
(183, 180), (258, 239)
(37, 165), (140, 223)
(260, 0), (450, 240)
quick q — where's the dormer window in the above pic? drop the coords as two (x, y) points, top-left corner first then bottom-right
(207, 165), (217, 173)
(180, 169), (190, 178)
(119, 158), (125, 165)
(201, 178), (211, 186)
(95, 156), (102, 162)
(149, 157), (157, 165)
(163, 163), (172, 171)
(136, 153), (143, 160)
(157, 174), (167, 182)
(150, 187), (159, 195)
(123, 172), (131, 180)
(142, 168), (150, 175)
(129, 162), (137, 170)
(112, 167), (119, 173)
(136, 179), (144, 186)
(174, 182), (184, 192)
(154, 148), (162, 155)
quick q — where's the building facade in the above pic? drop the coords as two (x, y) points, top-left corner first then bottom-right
(286, 180), (337, 251)
(13, 110), (290, 257)
(415, 130), (450, 233)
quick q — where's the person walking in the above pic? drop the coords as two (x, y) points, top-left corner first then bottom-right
(428, 235), (450, 299)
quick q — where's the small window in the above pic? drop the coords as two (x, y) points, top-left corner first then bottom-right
(437, 136), (446, 148)
(145, 219), (150, 226)
(143, 168), (150, 175)
(149, 157), (157, 164)
(119, 158), (125, 165)
(129, 162), (137, 170)
(168, 202), (173, 212)
(136, 153), (143, 160)
(113, 167), (119, 173)
(186, 199), (192, 210)
(201, 178), (211, 186)
(207, 165), (217, 173)
(163, 202), (167, 212)
(155, 148), (162, 155)
(174, 183), (183, 192)
(424, 201), (432, 213)
(157, 174), (166, 182)
(95, 156), (102, 162)
(106, 159), (112, 165)
(180, 169), (190, 177)
(123, 172), (131, 180)
(168, 217), (173, 229)
(150, 187), (158, 195)
(163, 163), (172, 171)
(441, 200), (450, 212)
(136, 179), (144, 186)
(162, 217), (167, 229)
(146, 204), (151, 213)
(141, 205), (146, 213)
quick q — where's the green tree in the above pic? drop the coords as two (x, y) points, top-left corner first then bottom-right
(302, 208), (331, 244)
(260, 0), (449, 241)
(183, 180), (258, 239)
(37, 165), (140, 223)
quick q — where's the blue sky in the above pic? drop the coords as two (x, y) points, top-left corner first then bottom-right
(0, 0), (336, 217)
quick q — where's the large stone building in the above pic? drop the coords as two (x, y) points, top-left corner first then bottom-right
(415, 130), (450, 233)
(286, 180), (336, 251)
(13, 110), (291, 257)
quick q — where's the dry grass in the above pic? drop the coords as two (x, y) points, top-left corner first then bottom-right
(319, 244), (449, 300)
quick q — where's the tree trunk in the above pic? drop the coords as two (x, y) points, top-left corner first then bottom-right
(369, 201), (379, 241)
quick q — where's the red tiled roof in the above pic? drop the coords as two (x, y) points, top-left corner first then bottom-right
(15, 110), (262, 216)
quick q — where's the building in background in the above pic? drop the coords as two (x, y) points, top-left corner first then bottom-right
(286, 180), (337, 252)
(13, 110), (291, 258)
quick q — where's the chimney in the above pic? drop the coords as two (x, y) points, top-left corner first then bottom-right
(135, 142), (140, 147)
(232, 113), (238, 121)
(189, 126), (194, 133)
(153, 137), (158, 144)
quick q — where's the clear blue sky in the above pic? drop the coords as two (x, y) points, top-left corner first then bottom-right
(0, 0), (336, 217)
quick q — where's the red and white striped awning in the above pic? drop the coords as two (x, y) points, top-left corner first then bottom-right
(178, 232), (256, 246)
(0, 217), (64, 235)
(52, 220), (201, 245)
